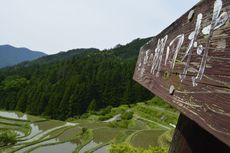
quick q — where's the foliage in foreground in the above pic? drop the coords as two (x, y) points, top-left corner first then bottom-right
(109, 143), (168, 153)
(0, 129), (17, 146)
(158, 129), (174, 147)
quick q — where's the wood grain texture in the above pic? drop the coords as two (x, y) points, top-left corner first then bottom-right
(133, 0), (230, 146)
(169, 114), (230, 153)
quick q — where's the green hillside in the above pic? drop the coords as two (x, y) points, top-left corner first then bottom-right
(0, 37), (180, 153)
(0, 37), (153, 120)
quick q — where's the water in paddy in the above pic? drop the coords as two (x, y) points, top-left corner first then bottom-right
(0, 110), (79, 153)
(15, 131), (25, 137)
(18, 123), (43, 141)
(15, 127), (79, 153)
(0, 111), (27, 120)
(30, 142), (77, 153)
(18, 123), (67, 144)
(79, 140), (101, 153)
(15, 139), (59, 153)
(93, 145), (111, 153)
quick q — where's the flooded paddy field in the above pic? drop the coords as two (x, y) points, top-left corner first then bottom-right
(0, 101), (177, 153)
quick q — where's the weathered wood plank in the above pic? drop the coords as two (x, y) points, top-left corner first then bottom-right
(133, 0), (230, 146)
(169, 114), (230, 153)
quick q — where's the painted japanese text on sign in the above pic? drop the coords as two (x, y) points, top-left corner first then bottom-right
(133, 0), (230, 146)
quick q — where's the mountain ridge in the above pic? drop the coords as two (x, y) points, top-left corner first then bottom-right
(0, 37), (153, 120)
(0, 44), (47, 68)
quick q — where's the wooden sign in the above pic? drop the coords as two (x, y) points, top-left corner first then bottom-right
(133, 0), (230, 146)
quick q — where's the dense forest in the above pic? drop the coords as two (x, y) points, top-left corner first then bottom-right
(0, 37), (153, 120)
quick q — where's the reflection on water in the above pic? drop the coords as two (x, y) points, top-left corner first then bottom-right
(18, 122), (75, 145)
(19, 123), (42, 141)
(16, 126), (80, 153)
(15, 139), (59, 153)
(0, 111), (27, 120)
(15, 131), (25, 138)
(94, 145), (111, 153)
(0, 110), (80, 153)
(79, 140), (101, 153)
(31, 142), (77, 153)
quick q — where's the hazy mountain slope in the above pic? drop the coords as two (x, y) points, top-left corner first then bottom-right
(0, 45), (46, 68)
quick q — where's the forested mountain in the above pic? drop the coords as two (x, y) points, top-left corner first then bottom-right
(0, 45), (46, 68)
(0, 37), (153, 120)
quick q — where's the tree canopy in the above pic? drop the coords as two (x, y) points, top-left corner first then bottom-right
(0, 37), (153, 120)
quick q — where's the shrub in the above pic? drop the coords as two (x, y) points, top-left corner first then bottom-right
(96, 106), (112, 116)
(109, 143), (168, 153)
(0, 129), (17, 146)
(98, 114), (113, 121)
(121, 111), (133, 120)
(82, 127), (88, 134)
(80, 113), (90, 119)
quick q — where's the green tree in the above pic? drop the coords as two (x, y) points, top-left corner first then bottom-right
(121, 111), (133, 120)
(0, 38), (152, 120)
(2, 76), (28, 91)
(87, 99), (97, 113)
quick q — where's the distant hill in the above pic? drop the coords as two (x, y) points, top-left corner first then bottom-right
(0, 45), (47, 68)
(0, 37), (153, 120)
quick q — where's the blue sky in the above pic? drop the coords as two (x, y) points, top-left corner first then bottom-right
(0, 0), (199, 54)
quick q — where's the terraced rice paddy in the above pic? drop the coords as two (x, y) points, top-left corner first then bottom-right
(0, 111), (79, 153)
(129, 129), (166, 149)
(0, 101), (178, 153)
(31, 142), (77, 153)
